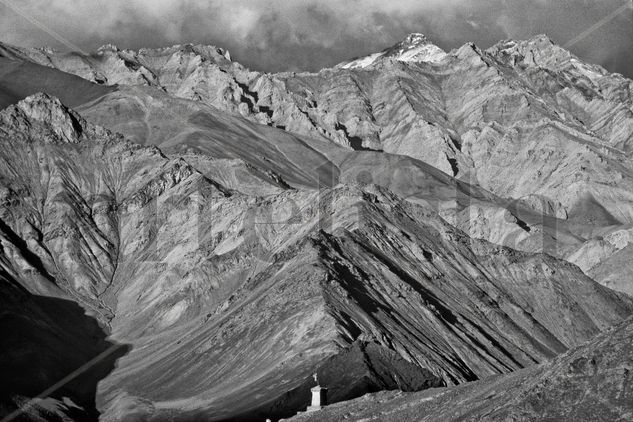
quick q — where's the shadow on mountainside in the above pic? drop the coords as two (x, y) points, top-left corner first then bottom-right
(0, 277), (130, 421)
(173, 338), (442, 422)
(232, 342), (443, 422)
(0, 57), (116, 110)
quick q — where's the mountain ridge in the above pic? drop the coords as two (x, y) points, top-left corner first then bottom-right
(20, 32), (631, 295)
(286, 313), (633, 422)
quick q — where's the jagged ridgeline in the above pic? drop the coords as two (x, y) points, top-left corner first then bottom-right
(0, 33), (632, 421)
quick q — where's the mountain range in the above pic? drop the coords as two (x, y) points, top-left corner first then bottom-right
(0, 33), (632, 421)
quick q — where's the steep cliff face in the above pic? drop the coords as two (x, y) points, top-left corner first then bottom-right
(1, 93), (632, 421)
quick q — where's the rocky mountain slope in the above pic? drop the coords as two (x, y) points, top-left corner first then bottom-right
(287, 314), (633, 422)
(0, 33), (633, 422)
(3, 34), (632, 294)
(0, 90), (631, 420)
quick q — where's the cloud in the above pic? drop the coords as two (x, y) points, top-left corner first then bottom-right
(0, 0), (631, 77)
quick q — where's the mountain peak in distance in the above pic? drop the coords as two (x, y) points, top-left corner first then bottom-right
(339, 32), (447, 69)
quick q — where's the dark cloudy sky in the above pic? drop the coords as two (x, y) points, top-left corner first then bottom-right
(0, 0), (631, 78)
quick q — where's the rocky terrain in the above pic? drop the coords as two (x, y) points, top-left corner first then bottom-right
(0, 33), (632, 422)
(287, 314), (633, 422)
(5, 33), (633, 294)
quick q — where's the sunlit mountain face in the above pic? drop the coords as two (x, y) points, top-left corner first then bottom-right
(1, 28), (633, 422)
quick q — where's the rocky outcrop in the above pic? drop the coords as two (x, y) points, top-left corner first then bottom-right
(6, 93), (84, 143)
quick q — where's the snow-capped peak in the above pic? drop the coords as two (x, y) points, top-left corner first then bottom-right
(401, 33), (430, 45)
(97, 44), (120, 53)
(340, 33), (447, 69)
